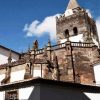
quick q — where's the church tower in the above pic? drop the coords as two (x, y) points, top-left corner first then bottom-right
(56, 0), (99, 45)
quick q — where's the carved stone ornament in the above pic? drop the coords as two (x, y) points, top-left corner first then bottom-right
(33, 40), (38, 50)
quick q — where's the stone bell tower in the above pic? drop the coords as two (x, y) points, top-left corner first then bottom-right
(56, 0), (99, 45)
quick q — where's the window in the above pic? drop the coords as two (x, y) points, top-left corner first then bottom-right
(24, 63), (32, 79)
(73, 27), (78, 35)
(64, 29), (69, 38)
(5, 90), (18, 100)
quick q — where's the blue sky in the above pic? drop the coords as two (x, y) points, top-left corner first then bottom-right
(0, 0), (100, 52)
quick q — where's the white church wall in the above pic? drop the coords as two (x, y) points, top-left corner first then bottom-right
(10, 64), (43, 83)
(10, 64), (25, 83)
(0, 47), (19, 65)
(0, 55), (9, 65)
(0, 87), (36, 100)
(0, 74), (5, 85)
(0, 63), (43, 85)
(10, 70), (25, 82)
(60, 34), (83, 43)
(94, 64), (100, 86)
(0, 69), (5, 85)
(0, 54), (17, 65)
(0, 69), (5, 100)
(60, 34), (99, 46)
(19, 87), (34, 99)
(84, 93), (100, 100)
(33, 65), (41, 77)
(0, 92), (4, 100)
(0, 86), (39, 100)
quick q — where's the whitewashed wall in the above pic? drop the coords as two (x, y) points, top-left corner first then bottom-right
(19, 87), (34, 99)
(33, 65), (41, 77)
(94, 64), (100, 86)
(60, 34), (83, 43)
(0, 63), (42, 100)
(0, 74), (5, 85)
(0, 92), (4, 100)
(0, 69), (6, 85)
(0, 64), (42, 85)
(0, 47), (19, 65)
(85, 93), (100, 100)
(0, 87), (34, 100)
(60, 34), (98, 46)
(10, 70), (25, 82)
(0, 69), (5, 100)
(10, 64), (25, 82)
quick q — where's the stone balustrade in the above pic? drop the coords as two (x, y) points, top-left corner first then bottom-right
(71, 42), (94, 47)
(35, 42), (95, 55)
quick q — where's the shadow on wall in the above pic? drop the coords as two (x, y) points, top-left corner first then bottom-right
(28, 85), (90, 100)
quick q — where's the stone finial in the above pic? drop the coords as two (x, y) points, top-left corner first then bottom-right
(8, 50), (12, 65)
(33, 40), (38, 50)
(52, 51), (60, 80)
(43, 45), (48, 58)
(52, 51), (57, 62)
(52, 51), (58, 68)
(67, 0), (80, 10)
(27, 44), (31, 55)
(48, 39), (51, 47)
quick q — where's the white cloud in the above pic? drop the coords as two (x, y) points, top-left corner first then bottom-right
(23, 14), (60, 41)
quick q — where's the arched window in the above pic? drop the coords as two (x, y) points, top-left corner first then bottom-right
(64, 29), (69, 38)
(73, 27), (78, 35)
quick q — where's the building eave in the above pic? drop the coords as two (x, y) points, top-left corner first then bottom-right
(0, 78), (100, 93)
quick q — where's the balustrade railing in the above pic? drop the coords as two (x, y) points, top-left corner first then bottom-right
(71, 42), (94, 47)
(35, 42), (95, 55)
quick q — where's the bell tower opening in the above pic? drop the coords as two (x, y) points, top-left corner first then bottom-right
(73, 27), (78, 35)
(64, 29), (69, 38)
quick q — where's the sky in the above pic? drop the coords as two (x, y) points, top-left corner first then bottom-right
(0, 0), (100, 52)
